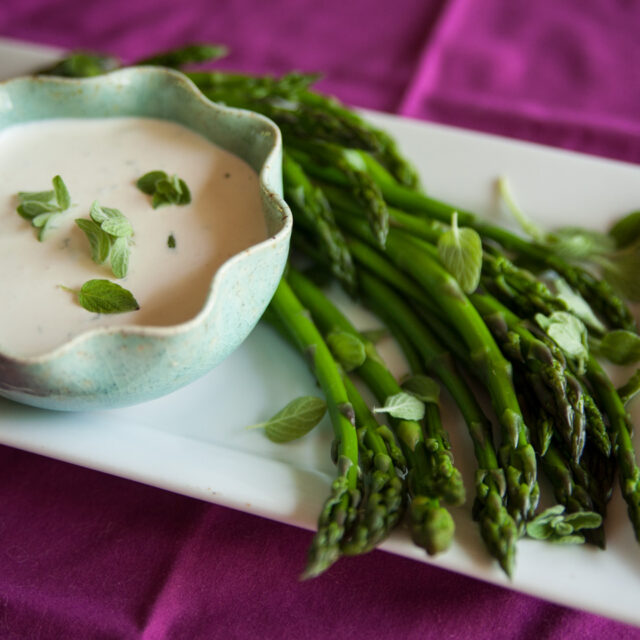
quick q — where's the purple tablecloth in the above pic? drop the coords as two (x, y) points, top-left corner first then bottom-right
(2, 1), (640, 638)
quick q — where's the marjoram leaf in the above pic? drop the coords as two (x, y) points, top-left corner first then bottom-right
(535, 311), (589, 374)
(373, 391), (425, 421)
(52, 175), (71, 210)
(75, 218), (112, 264)
(437, 212), (482, 293)
(109, 236), (131, 279)
(595, 330), (640, 365)
(253, 396), (327, 443)
(136, 170), (168, 195)
(73, 279), (140, 314)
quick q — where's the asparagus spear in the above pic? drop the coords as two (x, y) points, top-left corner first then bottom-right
(335, 215), (539, 525)
(322, 183), (571, 327)
(539, 443), (606, 547)
(296, 150), (634, 330)
(268, 280), (360, 577)
(472, 292), (588, 461)
(288, 143), (389, 248)
(286, 268), (458, 554)
(263, 304), (406, 554)
(282, 153), (356, 292)
(586, 357), (640, 542)
(339, 373), (406, 554)
(358, 271), (518, 574)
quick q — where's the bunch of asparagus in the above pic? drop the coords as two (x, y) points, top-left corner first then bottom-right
(41, 45), (640, 578)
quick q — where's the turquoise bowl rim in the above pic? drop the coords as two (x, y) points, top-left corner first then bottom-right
(0, 67), (292, 366)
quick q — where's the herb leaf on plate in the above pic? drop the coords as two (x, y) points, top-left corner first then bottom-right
(250, 396), (327, 443)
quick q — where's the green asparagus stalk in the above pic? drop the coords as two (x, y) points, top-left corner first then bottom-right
(539, 443), (606, 548)
(282, 153), (356, 291)
(358, 271), (518, 574)
(335, 215), (539, 525)
(586, 357), (640, 542)
(297, 150), (634, 330)
(268, 280), (360, 577)
(263, 304), (406, 554)
(286, 268), (458, 553)
(288, 142), (389, 248)
(339, 373), (406, 554)
(472, 292), (588, 461)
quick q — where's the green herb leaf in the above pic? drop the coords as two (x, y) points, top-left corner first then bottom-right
(15, 176), (72, 241)
(593, 330), (640, 365)
(75, 218), (112, 264)
(544, 274), (605, 334)
(34, 212), (63, 241)
(618, 369), (640, 406)
(52, 175), (71, 210)
(250, 396), (327, 443)
(532, 505), (565, 523)
(138, 170), (191, 208)
(167, 233), (176, 249)
(373, 391), (425, 421)
(401, 374), (440, 404)
(609, 210), (640, 249)
(535, 311), (589, 374)
(17, 190), (55, 203)
(437, 212), (483, 293)
(525, 504), (601, 544)
(64, 279), (140, 314)
(151, 192), (165, 209)
(326, 330), (366, 372)
(16, 200), (61, 220)
(90, 201), (133, 237)
(549, 534), (586, 545)
(525, 519), (552, 540)
(599, 250), (640, 302)
(136, 170), (167, 195)
(547, 227), (615, 260)
(564, 511), (602, 530)
(176, 178), (191, 205)
(109, 237), (131, 279)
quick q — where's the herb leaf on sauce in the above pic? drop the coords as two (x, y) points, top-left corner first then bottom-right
(75, 218), (112, 264)
(76, 201), (134, 278)
(61, 279), (140, 314)
(109, 237), (131, 279)
(15, 175), (72, 241)
(136, 171), (167, 195)
(90, 201), (133, 237)
(136, 170), (191, 208)
(52, 175), (71, 210)
(167, 233), (176, 248)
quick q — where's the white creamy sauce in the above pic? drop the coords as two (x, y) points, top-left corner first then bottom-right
(0, 117), (267, 357)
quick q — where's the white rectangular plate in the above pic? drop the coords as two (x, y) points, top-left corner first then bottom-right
(1, 38), (640, 627)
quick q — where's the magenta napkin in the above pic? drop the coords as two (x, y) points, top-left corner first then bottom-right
(1, 1), (640, 638)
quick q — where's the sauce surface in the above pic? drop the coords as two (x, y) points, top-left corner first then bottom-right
(0, 117), (267, 357)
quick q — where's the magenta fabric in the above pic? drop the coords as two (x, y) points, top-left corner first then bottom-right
(1, 1), (640, 638)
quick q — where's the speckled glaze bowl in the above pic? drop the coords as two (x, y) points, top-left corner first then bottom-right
(0, 67), (292, 411)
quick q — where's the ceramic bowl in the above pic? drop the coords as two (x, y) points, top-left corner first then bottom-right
(0, 67), (292, 411)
